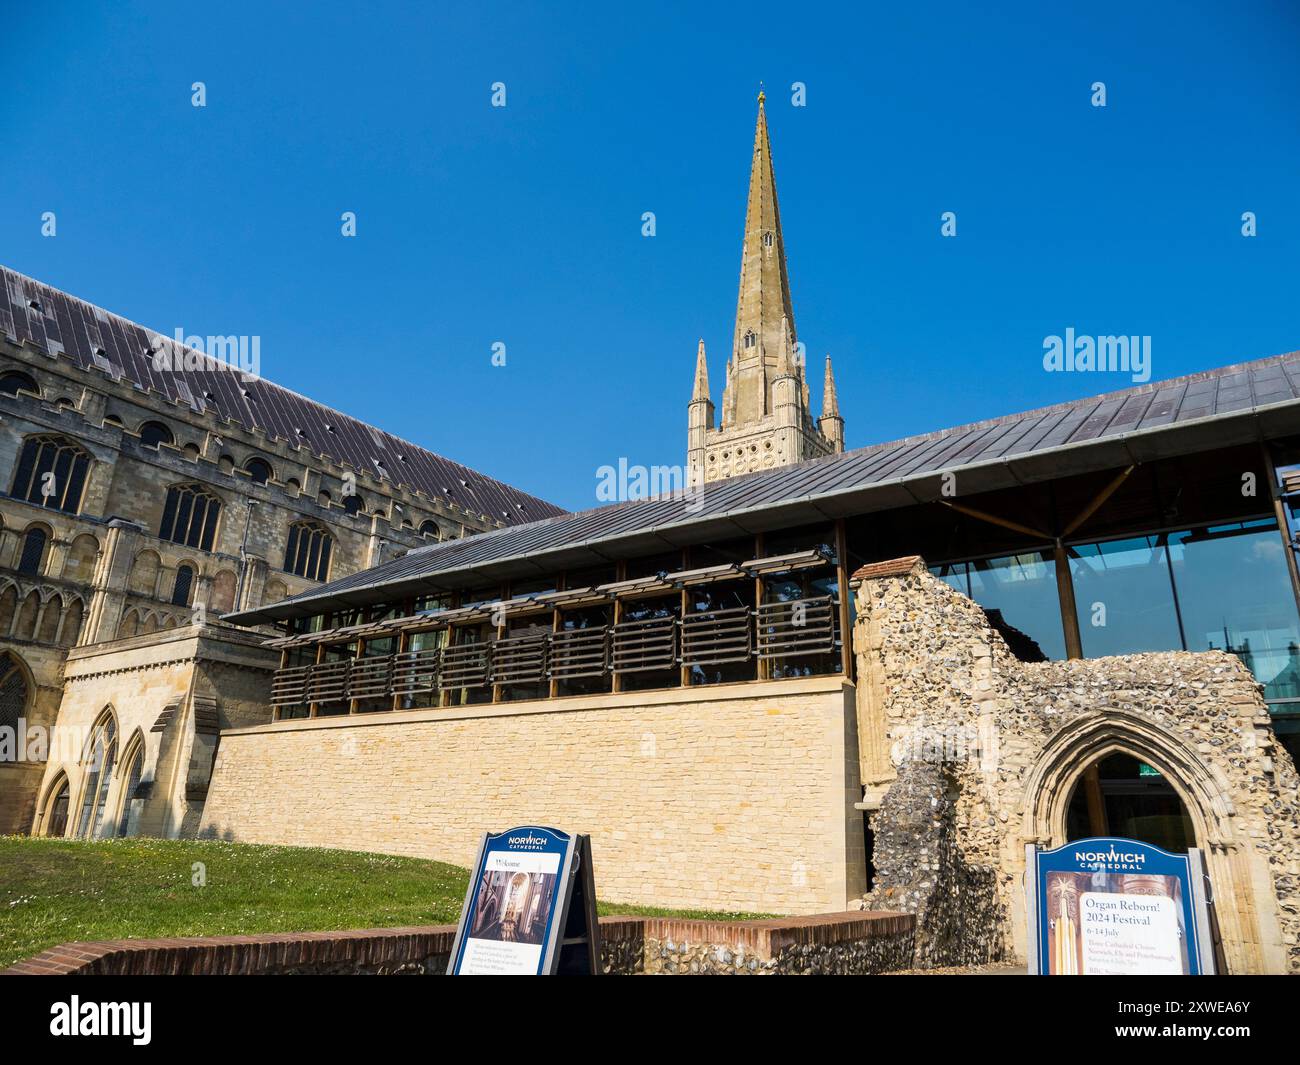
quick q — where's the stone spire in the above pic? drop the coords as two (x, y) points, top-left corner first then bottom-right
(691, 338), (710, 402)
(730, 90), (796, 425)
(819, 354), (844, 452)
(821, 354), (840, 418)
(686, 95), (846, 484)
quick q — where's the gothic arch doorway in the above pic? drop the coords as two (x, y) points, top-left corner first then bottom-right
(1020, 709), (1292, 973)
(1064, 751), (1197, 853)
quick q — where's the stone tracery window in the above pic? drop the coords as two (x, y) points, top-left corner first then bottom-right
(76, 710), (118, 839)
(11, 434), (91, 513)
(115, 734), (145, 837)
(159, 484), (221, 551)
(284, 521), (333, 581)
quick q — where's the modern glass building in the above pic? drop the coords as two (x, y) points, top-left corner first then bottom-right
(231, 352), (1300, 767)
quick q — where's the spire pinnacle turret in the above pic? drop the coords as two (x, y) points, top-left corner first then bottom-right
(691, 338), (710, 403)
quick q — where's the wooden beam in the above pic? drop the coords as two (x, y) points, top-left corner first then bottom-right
(940, 500), (1051, 542)
(835, 518), (853, 680)
(1261, 443), (1300, 615)
(1061, 465), (1136, 539)
(1054, 540), (1083, 660)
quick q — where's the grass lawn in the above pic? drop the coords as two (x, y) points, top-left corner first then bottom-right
(0, 836), (772, 969)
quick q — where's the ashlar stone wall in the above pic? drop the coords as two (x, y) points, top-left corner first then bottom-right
(199, 676), (867, 915)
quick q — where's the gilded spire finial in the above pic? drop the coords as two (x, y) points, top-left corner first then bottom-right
(757, 82), (765, 105)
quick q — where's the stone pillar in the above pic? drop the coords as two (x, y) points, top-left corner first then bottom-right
(850, 557), (930, 807)
(83, 520), (143, 643)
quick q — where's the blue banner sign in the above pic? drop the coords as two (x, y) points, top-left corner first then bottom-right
(449, 825), (577, 976)
(1026, 837), (1215, 975)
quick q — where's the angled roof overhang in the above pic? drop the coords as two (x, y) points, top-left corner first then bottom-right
(228, 352), (1300, 627)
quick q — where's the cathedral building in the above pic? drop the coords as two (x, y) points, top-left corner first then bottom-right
(0, 266), (560, 833)
(8, 101), (1300, 973)
(688, 93), (844, 486)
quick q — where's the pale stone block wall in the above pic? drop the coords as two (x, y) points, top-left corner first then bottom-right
(33, 624), (277, 839)
(199, 677), (867, 915)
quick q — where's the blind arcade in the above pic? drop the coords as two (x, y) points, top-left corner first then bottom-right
(449, 826), (601, 976)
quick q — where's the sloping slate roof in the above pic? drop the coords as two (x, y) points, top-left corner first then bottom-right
(0, 265), (563, 526)
(228, 348), (1300, 625)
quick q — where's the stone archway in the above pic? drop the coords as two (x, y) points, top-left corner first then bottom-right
(1021, 709), (1285, 975)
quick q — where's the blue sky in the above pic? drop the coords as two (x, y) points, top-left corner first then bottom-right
(3, 1), (1297, 511)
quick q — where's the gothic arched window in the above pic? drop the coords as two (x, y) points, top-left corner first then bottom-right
(76, 710), (118, 839)
(159, 484), (220, 551)
(284, 522), (333, 581)
(11, 435), (91, 513)
(115, 734), (145, 837)
(743, 331), (756, 349)
(0, 652), (30, 737)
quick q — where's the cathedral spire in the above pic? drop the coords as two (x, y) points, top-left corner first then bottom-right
(687, 98), (846, 484)
(730, 90), (796, 425)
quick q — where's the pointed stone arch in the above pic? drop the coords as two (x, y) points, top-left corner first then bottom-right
(1021, 709), (1235, 849)
(112, 728), (148, 838)
(34, 768), (71, 838)
(1021, 708), (1290, 975)
(14, 589), (40, 639)
(58, 597), (85, 646)
(72, 706), (120, 839)
(117, 609), (141, 640)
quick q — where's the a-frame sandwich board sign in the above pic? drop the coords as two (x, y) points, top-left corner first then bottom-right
(449, 825), (601, 975)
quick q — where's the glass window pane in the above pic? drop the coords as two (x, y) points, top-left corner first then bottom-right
(1071, 536), (1184, 658)
(966, 551), (1066, 660)
(1169, 521), (1300, 704)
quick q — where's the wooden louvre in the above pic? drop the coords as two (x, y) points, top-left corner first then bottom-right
(349, 656), (394, 700)
(391, 647), (441, 698)
(489, 633), (549, 684)
(438, 642), (491, 690)
(548, 627), (609, 679)
(679, 605), (752, 666)
(610, 615), (677, 674)
(306, 659), (351, 704)
(754, 595), (837, 659)
(270, 663), (313, 709)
